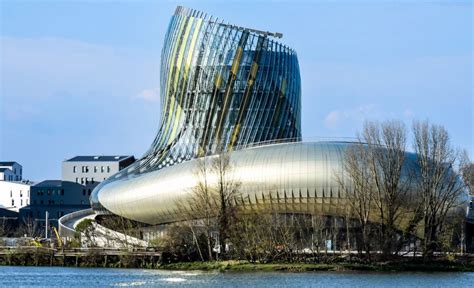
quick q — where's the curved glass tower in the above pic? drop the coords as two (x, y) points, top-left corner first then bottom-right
(91, 6), (301, 212)
(152, 6), (302, 160)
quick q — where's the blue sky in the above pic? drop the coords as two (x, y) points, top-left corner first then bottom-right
(1, 0), (472, 181)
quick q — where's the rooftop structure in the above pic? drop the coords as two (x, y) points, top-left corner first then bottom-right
(62, 155), (135, 187)
(0, 161), (22, 181)
(64, 156), (133, 162)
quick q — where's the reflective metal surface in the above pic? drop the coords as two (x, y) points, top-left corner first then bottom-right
(91, 6), (302, 214)
(91, 7), (466, 225)
(96, 141), (408, 225)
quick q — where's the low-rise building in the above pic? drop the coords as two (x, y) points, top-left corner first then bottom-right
(0, 162), (22, 181)
(19, 180), (90, 226)
(61, 155), (135, 189)
(16, 156), (135, 235)
(0, 180), (31, 212)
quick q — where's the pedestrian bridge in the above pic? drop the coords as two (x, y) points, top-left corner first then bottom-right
(58, 209), (148, 248)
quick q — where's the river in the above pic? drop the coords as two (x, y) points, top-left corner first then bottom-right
(0, 266), (472, 287)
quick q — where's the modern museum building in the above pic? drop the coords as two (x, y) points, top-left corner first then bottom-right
(87, 6), (465, 228)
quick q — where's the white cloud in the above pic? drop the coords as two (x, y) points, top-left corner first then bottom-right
(134, 88), (160, 102)
(404, 108), (414, 119)
(324, 110), (342, 128)
(324, 104), (379, 129)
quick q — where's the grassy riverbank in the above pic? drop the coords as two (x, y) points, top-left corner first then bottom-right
(158, 259), (474, 272)
(1, 248), (473, 272)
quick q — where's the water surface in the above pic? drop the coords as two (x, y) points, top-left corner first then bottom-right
(0, 266), (472, 287)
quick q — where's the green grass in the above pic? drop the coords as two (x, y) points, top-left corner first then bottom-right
(157, 260), (474, 272)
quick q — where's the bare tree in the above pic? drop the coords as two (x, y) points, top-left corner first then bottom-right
(337, 120), (410, 258)
(17, 216), (39, 238)
(99, 215), (143, 248)
(177, 150), (240, 260)
(311, 214), (326, 255)
(156, 222), (206, 263)
(361, 120), (410, 257)
(412, 120), (468, 257)
(336, 142), (375, 257)
(228, 212), (273, 262)
(178, 157), (217, 261)
(459, 150), (473, 195)
(0, 217), (10, 237)
(212, 150), (241, 256)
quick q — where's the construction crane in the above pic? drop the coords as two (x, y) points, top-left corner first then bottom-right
(31, 238), (43, 247)
(52, 226), (63, 248)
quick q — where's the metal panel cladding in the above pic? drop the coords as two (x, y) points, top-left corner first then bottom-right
(91, 5), (301, 211)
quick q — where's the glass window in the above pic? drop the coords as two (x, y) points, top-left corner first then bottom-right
(94, 166), (97, 173)
(107, 166), (110, 173)
(73, 166), (76, 173)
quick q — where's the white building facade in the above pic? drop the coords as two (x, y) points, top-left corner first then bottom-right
(0, 181), (31, 212)
(0, 162), (22, 181)
(62, 156), (135, 187)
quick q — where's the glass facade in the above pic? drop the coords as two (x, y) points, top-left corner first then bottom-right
(91, 6), (301, 213)
(118, 7), (299, 177)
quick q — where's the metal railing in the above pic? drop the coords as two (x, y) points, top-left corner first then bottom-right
(231, 136), (360, 152)
(58, 208), (94, 238)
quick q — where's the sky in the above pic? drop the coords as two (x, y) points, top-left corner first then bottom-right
(0, 0), (472, 181)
